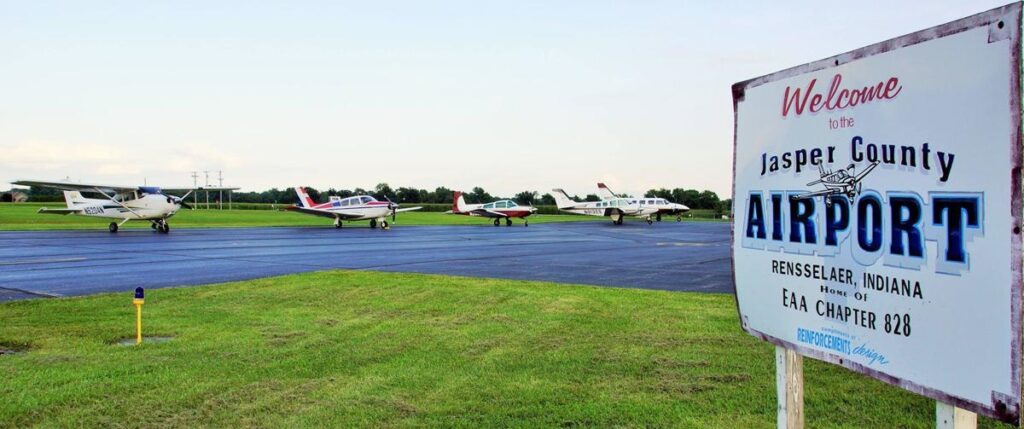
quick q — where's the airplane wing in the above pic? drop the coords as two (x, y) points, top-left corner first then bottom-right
(394, 207), (422, 213)
(467, 208), (507, 218)
(161, 186), (240, 194)
(283, 205), (365, 220)
(854, 161), (880, 182)
(11, 179), (133, 194)
(36, 207), (83, 215)
(790, 189), (840, 200)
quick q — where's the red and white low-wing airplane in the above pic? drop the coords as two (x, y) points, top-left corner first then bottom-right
(447, 191), (536, 227)
(284, 187), (421, 230)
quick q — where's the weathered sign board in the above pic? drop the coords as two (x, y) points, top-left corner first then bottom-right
(731, 3), (1022, 424)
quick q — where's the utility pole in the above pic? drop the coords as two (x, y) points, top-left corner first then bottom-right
(204, 171), (210, 209)
(218, 170), (223, 210)
(191, 171), (199, 206)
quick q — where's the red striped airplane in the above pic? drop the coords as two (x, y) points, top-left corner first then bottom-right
(285, 187), (420, 230)
(447, 191), (536, 227)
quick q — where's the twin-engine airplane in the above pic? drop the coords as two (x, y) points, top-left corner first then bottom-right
(790, 160), (880, 207)
(596, 183), (691, 222)
(10, 179), (235, 233)
(285, 187), (421, 230)
(447, 191), (536, 226)
(551, 188), (657, 225)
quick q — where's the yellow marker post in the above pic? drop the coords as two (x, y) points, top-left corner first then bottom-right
(133, 287), (145, 345)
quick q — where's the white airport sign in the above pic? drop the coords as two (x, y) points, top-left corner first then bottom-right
(731, 3), (1022, 423)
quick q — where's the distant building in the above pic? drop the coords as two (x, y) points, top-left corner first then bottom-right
(1, 191), (28, 203)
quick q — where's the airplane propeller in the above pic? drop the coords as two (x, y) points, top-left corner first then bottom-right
(383, 195), (398, 222)
(167, 195), (193, 210)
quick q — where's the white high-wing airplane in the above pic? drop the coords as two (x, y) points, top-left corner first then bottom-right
(10, 179), (235, 233)
(596, 183), (691, 222)
(551, 188), (657, 225)
(284, 187), (421, 230)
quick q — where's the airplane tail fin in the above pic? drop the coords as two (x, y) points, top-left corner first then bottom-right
(63, 191), (86, 207)
(294, 187), (316, 208)
(596, 182), (617, 200)
(452, 191), (468, 213)
(551, 189), (576, 209)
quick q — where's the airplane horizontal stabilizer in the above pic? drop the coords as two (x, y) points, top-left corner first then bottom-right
(37, 207), (83, 215)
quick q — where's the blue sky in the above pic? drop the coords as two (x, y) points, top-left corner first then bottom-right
(0, 1), (1009, 197)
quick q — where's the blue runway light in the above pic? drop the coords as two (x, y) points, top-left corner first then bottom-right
(135, 287), (144, 300)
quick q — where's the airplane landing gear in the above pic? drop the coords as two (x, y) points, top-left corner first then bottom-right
(334, 219), (343, 229)
(493, 218), (500, 227)
(505, 218), (512, 227)
(152, 219), (169, 233)
(676, 215), (683, 222)
(646, 216), (653, 225)
(370, 219), (378, 229)
(381, 220), (390, 230)
(524, 219), (529, 227)
(109, 222), (119, 233)
(611, 213), (624, 225)
(656, 213), (662, 222)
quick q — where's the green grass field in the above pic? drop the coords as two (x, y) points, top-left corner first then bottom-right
(0, 203), (725, 230)
(0, 271), (1009, 428)
(0, 203), (599, 230)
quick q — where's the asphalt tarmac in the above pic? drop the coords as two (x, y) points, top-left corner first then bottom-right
(0, 221), (733, 301)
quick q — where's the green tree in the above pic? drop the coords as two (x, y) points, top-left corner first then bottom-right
(697, 190), (720, 210)
(514, 191), (538, 205)
(396, 187), (422, 203)
(470, 187), (492, 203)
(373, 183), (394, 200)
(430, 187), (453, 203)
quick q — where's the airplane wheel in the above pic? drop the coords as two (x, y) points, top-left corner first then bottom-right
(370, 219), (377, 229)
(524, 220), (529, 227)
(677, 216), (682, 222)
(647, 218), (653, 225)
(493, 219), (500, 227)
(161, 223), (170, 234)
(505, 218), (512, 227)
(335, 222), (342, 229)
(656, 214), (662, 222)
(109, 222), (119, 233)
(151, 222), (157, 230)
(381, 220), (390, 230)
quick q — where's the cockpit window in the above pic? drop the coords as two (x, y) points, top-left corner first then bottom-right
(360, 196), (373, 204)
(115, 192), (138, 202)
(507, 201), (518, 207)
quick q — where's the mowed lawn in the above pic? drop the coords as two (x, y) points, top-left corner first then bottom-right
(0, 271), (1002, 428)
(0, 203), (596, 230)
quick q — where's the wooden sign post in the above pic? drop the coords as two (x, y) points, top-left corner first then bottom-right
(776, 346), (803, 429)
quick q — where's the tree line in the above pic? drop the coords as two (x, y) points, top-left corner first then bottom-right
(12, 183), (731, 211)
